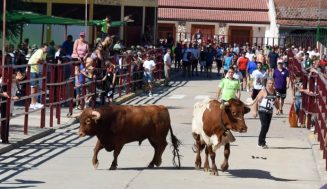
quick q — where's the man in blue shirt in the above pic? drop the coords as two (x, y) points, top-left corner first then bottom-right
(62, 35), (74, 56)
(223, 50), (233, 76)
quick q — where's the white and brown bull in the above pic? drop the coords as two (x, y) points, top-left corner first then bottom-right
(192, 98), (251, 175)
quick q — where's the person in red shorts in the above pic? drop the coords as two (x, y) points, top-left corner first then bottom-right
(237, 51), (249, 91)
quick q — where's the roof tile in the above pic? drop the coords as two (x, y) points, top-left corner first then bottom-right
(158, 8), (269, 24)
(158, 0), (269, 11)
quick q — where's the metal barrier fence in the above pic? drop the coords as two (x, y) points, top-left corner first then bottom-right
(174, 33), (326, 48)
(288, 52), (327, 170)
(0, 48), (164, 138)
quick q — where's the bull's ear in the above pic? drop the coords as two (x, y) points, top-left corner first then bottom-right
(244, 106), (251, 114)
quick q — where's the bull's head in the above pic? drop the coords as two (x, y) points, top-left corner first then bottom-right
(221, 99), (250, 133)
(78, 108), (101, 137)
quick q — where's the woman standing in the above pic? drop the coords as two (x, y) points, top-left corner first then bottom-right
(252, 77), (279, 149)
(72, 32), (89, 61)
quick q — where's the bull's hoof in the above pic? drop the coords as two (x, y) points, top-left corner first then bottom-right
(221, 163), (229, 172)
(210, 170), (219, 176)
(195, 160), (201, 170)
(148, 163), (155, 168)
(92, 161), (99, 169)
(109, 166), (117, 170)
(154, 159), (162, 167)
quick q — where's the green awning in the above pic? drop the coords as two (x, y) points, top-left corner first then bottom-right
(3, 11), (126, 27)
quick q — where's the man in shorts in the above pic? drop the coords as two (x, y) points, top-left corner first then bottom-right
(237, 51), (249, 91)
(143, 54), (156, 97)
(251, 62), (267, 100)
(273, 60), (289, 114)
(28, 43), (48, 110)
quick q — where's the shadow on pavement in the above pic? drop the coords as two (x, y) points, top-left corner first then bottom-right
(97, 166), (195, 171)
(0, 179), (45, 188)
(227, 169), (298, 181)
(0, 125), (92, 184)
(267, 146), (311, 150)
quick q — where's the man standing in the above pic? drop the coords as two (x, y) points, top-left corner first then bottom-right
(143, 54), (156, 97)
(222, 49), (233, 76)
(251, 62), (267, 100)
(217, 67), (241, 101)
(268, 48), (279, 76)
(28, 43), (48, 109)
(164, 48), (172, 86)
(273, 60), (289, 115)
(237, 51), (249, 91)
(61, 35), (74, 56)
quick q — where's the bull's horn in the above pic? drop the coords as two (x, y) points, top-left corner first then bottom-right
(219, 101), (229, 109)
(91, 110), (101, 120)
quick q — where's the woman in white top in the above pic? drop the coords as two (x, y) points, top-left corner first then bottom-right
(252, 77), (279, 149)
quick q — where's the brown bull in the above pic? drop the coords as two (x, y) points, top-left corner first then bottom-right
(192, 98), (250, 175)
(78, 105), (181, 170)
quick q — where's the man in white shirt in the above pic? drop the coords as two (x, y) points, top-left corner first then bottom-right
(251, 62), (267, 100)
(164, 48), (172, 86)
(143, 54), (156, 97)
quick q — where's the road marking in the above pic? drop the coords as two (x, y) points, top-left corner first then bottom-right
(194, 95), (210, 100)
(169, 95), (185, 99)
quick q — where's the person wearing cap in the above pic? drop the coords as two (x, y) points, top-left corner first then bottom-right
(72, 32), (89, 62)
(273, 59), (289, 115)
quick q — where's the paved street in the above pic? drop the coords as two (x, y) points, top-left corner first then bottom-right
(0, 71), (326, 189)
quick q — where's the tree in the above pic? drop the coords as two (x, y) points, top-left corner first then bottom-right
(0, 0), (29, 41)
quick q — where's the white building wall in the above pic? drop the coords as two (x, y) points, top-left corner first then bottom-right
(265, 0), (280, 46)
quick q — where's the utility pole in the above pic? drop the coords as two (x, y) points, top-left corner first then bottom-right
(2, 0), (6, 76)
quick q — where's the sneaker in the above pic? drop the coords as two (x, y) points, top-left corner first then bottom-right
(246, 88), (250, 92)
(262, 144), (269, 149)
(29, 104), (35, 109)
(310, 126), (315, 131)
(257, 144), (262, 148)
(34, 103), (44, 109)
(148, 92), (153, 97)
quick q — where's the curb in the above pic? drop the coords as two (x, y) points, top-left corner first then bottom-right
(0, 128), (55, 155)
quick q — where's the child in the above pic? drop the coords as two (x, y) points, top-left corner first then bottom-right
(80, 57), (95, 105)
(10, 73), (20, 116)
(74, 64), (82, 110)
(102, 61), (116, 104)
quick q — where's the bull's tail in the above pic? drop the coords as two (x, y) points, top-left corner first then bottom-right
(169, 126), (182, 168)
